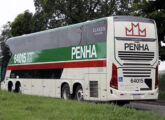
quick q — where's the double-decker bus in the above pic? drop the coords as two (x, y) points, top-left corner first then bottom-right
(0, 16), (159, 102)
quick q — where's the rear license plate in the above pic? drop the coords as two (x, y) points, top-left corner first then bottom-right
(133, 94), (141, 99)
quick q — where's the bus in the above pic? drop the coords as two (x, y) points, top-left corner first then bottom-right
(0, 16), (159, 102)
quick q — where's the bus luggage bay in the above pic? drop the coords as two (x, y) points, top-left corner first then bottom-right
(0, 16), (159, 101)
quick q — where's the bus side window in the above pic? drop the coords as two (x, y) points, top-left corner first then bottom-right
(10, 72), (16, 78)
(9, 69), (63, 79)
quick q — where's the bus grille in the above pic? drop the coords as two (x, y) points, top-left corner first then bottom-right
(118, 51), (154, 61)
(122, 68), (151, 77)
(89, 81), (98, 97)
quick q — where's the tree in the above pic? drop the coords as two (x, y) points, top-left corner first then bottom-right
(131, 0), (165, 60)
(10, 10), (33, 37)
(0, 22), (12, 76)
(31, 12), (47, 32)
(0, 22), (12, 81)
(34, 0), (132, 29)
(0, 22), (12, 42)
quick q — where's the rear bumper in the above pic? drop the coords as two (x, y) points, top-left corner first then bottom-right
(106, 88), (158, 101)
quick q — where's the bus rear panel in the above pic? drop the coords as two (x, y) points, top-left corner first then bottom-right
(107, 16), (158, 101)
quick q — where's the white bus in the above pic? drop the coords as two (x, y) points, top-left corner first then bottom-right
(0, 16), (159, 102)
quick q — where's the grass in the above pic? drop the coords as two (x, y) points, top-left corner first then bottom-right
(0, 90), (165, 120)
(159, 74), (165, 100)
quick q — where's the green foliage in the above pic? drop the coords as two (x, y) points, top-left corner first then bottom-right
(31, 12), (47, 32)
(160, 46), (165, 60)
(33, 0), (132, 28)
(115, 0), (133, 15)
(10, 10), (33, 37)
(0, 23), (12, 79)
(159, 73), (165, 100)
(0, 90), (164, 120)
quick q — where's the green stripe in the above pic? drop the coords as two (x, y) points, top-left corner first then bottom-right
(9, 42), (106, 65)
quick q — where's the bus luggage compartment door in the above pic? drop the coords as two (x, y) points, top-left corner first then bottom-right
(84, 73), (107, 101)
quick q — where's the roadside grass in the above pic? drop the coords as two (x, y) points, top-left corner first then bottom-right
(0, 90), (165, 120)
(159, 74), (165, 100)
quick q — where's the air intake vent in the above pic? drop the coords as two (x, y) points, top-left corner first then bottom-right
(123, 68), (151, 77)
(89, 81), (98, 97)
(123, 63), (151, 66)
(118, 51), (154, 61)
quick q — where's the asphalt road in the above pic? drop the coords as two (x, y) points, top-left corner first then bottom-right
(126, 102), (165, 116)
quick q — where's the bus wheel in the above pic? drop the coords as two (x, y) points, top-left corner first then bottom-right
(62, 84), (71, 100)
(8, 81), (13, 92)
(15, 82), (21, 93)
(75, 85), (84, 102)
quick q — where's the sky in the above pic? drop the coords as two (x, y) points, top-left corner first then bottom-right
(0, 0), (164, 71)
(0, 0), (35, 32)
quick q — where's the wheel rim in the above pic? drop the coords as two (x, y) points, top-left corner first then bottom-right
(63, 89), (69, 100)
(77, 89), (83, 101)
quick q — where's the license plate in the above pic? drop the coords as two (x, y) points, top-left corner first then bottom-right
(133, 94), (141, 99)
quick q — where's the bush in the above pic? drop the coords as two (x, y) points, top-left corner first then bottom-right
(159, 74), (165, 100)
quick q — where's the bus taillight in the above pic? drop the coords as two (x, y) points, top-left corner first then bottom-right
(155, 65), (158, 89)
(110, 63), (118, 89)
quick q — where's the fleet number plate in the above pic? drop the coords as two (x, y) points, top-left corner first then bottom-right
(130, 78), (144, 83)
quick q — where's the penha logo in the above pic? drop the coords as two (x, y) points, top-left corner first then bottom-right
(125, 23), (146, 37)
(71, 44), (97, 60)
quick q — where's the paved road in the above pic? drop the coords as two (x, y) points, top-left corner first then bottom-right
(126, 102), (165, 116)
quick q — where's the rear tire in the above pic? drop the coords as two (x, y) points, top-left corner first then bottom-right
(62, 84), (71, 100)
(15, 83), (21, 93)
(75, 85), (84, 102)
(8, 82), (13, 92)
(15, 87), (20, 93)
